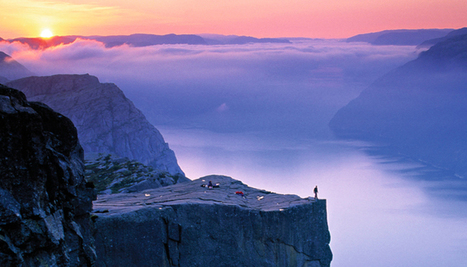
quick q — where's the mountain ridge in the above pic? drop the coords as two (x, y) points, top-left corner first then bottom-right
(417, 27), (467, 48)
(346, 28), (454, 45)
(2, 33), (292, 49)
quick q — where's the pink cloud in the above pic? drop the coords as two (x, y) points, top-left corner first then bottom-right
(216, 103), (229, 112)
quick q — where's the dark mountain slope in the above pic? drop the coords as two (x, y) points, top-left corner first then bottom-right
(0, 51), (33, 81)
(418, 27), (467, 48)
(330, 33), (467, 177)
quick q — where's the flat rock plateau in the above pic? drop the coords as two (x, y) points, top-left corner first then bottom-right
(93, 175), (332, 267)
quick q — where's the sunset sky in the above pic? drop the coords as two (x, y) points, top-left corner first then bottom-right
(1, 0), (466, 39)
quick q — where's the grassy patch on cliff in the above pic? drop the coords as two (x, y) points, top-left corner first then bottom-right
(85, 154), (179, 194)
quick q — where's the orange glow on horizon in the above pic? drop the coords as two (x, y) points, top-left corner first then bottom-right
(0, 0), (466, 39)
(40, 29), (54, 38)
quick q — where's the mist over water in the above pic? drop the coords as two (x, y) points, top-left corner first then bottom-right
(4, 39), (467, 266)
(2, 39), (419, 138)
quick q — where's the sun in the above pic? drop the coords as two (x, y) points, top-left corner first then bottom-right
(40, 29), (54, 38)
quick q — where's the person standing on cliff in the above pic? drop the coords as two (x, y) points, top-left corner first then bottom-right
(314, 186), (318, 199)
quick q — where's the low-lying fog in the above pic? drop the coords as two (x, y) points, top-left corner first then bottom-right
(3, 39), (466, 267)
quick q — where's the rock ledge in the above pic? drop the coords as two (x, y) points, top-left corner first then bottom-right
(93, 175), (332, 267)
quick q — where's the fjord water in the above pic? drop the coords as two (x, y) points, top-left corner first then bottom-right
(160, 128), (467, 267)
(12, 39), (467, 266)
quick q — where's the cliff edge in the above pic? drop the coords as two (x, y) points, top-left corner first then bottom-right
(93, 175), (332, 267)
(0, 85), (96, 266)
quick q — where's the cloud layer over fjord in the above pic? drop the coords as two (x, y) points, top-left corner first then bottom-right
(1, 38), (419, 137)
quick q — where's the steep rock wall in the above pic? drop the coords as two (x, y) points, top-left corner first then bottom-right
(7, 74), (184, 177)
(0, 84), (96, 266)
(93, 176), (332, 267)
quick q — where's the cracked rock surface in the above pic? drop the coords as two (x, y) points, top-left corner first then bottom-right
(93, 175), (332, 267)
(0, 85), (96, 266)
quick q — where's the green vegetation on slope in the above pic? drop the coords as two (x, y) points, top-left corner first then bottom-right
(85, 154), (182, 194)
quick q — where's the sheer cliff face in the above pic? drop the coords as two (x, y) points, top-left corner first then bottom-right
(93, 176), (332, 267)
(330, 33), (467, 177)
(0, 85), (96, 266)
(6, 74), (184, 176)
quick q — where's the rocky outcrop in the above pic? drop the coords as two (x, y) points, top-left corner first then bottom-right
(6, 74), (184, 177)
(93, 176), (332, 267)
(0, 84), (96, 266)
(330, 33), (467, 177)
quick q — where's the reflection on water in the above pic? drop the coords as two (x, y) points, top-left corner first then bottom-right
(363, 146), (467, 204)
(161, 128), (467, 267)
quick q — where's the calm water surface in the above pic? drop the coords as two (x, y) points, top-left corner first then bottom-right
(161, 128), (467, 267)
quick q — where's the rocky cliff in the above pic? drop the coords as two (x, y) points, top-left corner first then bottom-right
(93, 175), (332, 267)
(330, 33), (467, 177)
(6, 74), (184, 177)
(0, 84), (96, 266)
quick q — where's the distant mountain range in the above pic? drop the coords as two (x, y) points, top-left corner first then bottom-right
(331, 32), (467, 178)
(347, 28), (454, 46)
(2, 33), (290, 49)
(199, 34), (291, 45)
(6, 29), (465, 49)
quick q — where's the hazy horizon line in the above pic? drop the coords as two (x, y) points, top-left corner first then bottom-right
(2, 26), (460, 40)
